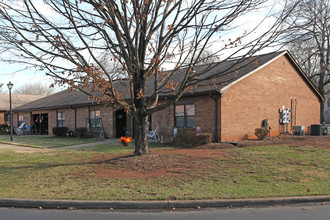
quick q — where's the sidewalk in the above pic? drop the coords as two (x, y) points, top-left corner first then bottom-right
(0, 143), (51, 152)
(0, 138), (119, 151)
(0, 196), (329, 210)
(55, 138), (119, 149)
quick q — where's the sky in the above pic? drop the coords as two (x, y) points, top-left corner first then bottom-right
(0, 0), (282, 93)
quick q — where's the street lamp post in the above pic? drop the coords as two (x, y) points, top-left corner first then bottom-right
(7, 82), (13, 141)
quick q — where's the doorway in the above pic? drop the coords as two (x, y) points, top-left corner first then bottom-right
(32, 113), (48, 135)
(116, 109), (126, 138)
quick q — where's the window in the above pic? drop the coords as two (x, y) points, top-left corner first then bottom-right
(175, 104), (195, 128)
(18, 113), (24, 125)
(57, 112), (66, 127)
(90, 110), (101, 128)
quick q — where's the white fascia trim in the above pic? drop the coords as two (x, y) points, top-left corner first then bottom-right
(220, 51), (287, 94)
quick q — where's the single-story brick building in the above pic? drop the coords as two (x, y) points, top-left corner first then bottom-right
(0, 94), (44, 125)
(13, 51), (324, 141)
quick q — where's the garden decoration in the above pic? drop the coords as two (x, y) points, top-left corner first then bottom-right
(119, 136), (132, 146)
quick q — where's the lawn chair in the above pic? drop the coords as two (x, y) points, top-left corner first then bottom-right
(23, 126), (31, 135)
(147, 125), (160, 142)
(14, 122), (25, 136)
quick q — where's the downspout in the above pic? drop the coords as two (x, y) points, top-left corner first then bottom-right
(71, 106), (77, 130)
(210, 94), (221, 142)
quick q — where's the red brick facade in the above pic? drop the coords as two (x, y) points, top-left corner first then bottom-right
(220, 55), (321, 141)
(0, 112), (4, 124)
(151, 54), (322, 142)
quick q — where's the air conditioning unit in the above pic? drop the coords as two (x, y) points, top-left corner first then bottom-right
(322, 127), (330, 135)
(293, 126), (305, 136)
(311, 124), (322, 136)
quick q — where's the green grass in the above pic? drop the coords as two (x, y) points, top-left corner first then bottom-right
(0, 135), (101, 148)
(0, 144), (328, 200)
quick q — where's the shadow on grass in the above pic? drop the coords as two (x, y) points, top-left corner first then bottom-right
(0, 154), (136, 172)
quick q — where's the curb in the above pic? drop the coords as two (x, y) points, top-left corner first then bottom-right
(0, 196), (329, 210)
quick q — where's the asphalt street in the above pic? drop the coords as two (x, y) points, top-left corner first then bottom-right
(0, 204), (329, 220)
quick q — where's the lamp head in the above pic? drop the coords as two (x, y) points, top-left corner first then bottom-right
(7, 81), (13, 90)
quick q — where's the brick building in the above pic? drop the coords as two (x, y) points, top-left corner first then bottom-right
(0, 94), (44, 125)
(13, 51), (324, 141)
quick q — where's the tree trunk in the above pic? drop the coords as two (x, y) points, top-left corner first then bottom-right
(134, 114), (150, 156)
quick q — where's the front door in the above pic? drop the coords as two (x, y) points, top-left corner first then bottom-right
(32, 113), (48, 135)
(116, 109), (126, 138)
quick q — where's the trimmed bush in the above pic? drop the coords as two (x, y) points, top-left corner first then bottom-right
(196, 132), (212, 145)
(52, 127), (69, 137)
(74, 127), (86, 138)
(175, 128), (212, 146)
(0, 124), (9, 135)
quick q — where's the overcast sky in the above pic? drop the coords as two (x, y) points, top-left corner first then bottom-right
(0, 0), (282, 93)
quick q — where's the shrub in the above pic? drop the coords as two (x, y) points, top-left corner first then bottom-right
(74, 127), (86, 138)
(196, 132), (212, 145)
(52, 127), (69, 137)
(175, 128), (212, 146)
(255, 128), (269, 140)
(0, 124), (9, 135)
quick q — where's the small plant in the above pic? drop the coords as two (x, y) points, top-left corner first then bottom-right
(255, 128), (269, 140)
(119, 136), (132, 146)
(66, 130), (75, 137)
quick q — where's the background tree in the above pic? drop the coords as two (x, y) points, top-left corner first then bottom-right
(0, 83), (3, 93)
(0, 0), (291, 155)
(13, 82), (54, 95)
(279, 0), (330, 122)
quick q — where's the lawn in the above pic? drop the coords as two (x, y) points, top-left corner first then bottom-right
(0, 135), (101, 148)
(0, 143), (328, 201)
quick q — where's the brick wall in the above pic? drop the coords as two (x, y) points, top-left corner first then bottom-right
(151, 96), (220, 142)
(99, 106), (114, 138)
(194, 96), (221, 138)
(220, 55), (321, 141)
(75, 105), (115, 138)
(0, 112), (4, 124)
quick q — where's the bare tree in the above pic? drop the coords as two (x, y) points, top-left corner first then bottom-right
(0, 0), (291, 155)
(13, 82), (54, 95)
(279, 0), (330, 122)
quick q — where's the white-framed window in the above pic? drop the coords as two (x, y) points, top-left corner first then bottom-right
(90, 110), (101, 128)
(57, 112), (66, 127)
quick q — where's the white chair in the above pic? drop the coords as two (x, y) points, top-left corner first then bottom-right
(147, 125), (160, 142)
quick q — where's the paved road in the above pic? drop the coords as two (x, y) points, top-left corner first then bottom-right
(0, 204), (329, 220)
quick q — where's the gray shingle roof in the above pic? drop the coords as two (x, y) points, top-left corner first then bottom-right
(14, 50), (321, 112)
(0, 94), (45, 111)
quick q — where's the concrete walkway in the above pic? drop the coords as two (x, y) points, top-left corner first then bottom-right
(0, 143), (52, 152)
(55, 138), (119, 149)
(0, 138), (120, 151)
